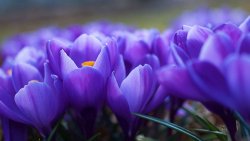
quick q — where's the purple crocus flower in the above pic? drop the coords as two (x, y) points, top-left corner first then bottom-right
(0, 43), (65, 139)
(14, 62), (64, 136)
(48, 34), (124, 138)
(107, 64), (166, 140)
(114, 29), (173, 73)
(0, 68), (29, 141)
(158, 17), (250, 140)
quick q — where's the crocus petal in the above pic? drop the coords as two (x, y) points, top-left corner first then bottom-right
(2, 118), (28, 141)
(12, 63), (43, 92)
(173, 30), (188, 52)
(14, 82), (57, 135)
(214, 23), (242, 47)
(113, 55), (126, 86)
(157, 66), (205, 101)
(152, 35), (170, 65)
(44, 62), (54, 86)
(93, 47), (111, 80)
(107, 73), (131, 121)
(64, 67), (105, 110)
(46, 39), (70, 77)
(60, 50), (78, 78)
(124, 37), (149, 65)
(44, 62), (66, 116)
(224, 55), (250, 119)
(239, 16), (250, 33)
(120, 65), (154, 113)
(199, 32), (234, 67)
(170, 43), (190, 67)
(69, 34), (103, 66)
(238, 33), (250, 54)
(133, 54), (160, 70)
(145, 86), (168, 113)
(105, 38), (119, 67)
(0, 101), (28, 124)
(187, 61), (231, 105)
(186, 25), (212, 58)
(14, 47), (45, 69)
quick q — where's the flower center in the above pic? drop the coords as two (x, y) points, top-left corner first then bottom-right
(81, 61), (95, 67)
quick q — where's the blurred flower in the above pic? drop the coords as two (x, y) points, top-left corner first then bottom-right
(172, 7), (247, 29)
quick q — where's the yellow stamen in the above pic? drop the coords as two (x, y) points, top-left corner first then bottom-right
(81, 61), (95, 67)
(7, 69), (12, 76)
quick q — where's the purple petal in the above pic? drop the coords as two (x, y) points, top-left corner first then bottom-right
(64, 67), (105, 110)
(214, 23), (242, 47)
(93, 47), (111, 80)
(124, 37), (149, 65)
(107, 73), (131, 136)
(14, 82), (57, 135)
(1, 118), (28, 141)
(238, 34), (250, 54)
(12, 63), (43, 92)
(120, 65), (154, 113)
(224, 55), (250, 119)
(170, 43), (190, 67)
(107, 73), (131, 120)
(44, 62), (66, 116)
(199, 32), (234, 67)
(146, 86), (168, 113)
(46, 39), (71, 77)
(60, 50), (78, 78)
(188, 61), (231, 105)
(186, 25), (212, 58)
(157, 66), (205, 101)
(173, 30), (188, 52)
(14, 47), (45, 70)
(113, 55), (126, 86)
(105, 38), (119, 67)
(133, 54), (160, 70)
(239, 16), (250, 33)
(152, 35), (171, 65)
(69, 34), (103, 67)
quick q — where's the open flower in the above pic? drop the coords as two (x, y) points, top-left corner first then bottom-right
(48, 34), (124, 138)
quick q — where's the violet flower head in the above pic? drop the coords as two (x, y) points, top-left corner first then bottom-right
(0, 42), (65, 139)
(158, 16), (250, 140)
(16, 62), (65, 135)
(48, 34), (124, 138)
(107, 64), (166, 140)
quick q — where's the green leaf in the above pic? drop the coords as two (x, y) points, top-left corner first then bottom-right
(194, 129), (227, 137)
(133, 113), (203, 141)
(47, 120), (61, 141)
(87, 132), (101, 141)
(183, 107), (227, 141)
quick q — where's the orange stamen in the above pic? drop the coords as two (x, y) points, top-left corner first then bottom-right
(81, 61), (95, 67)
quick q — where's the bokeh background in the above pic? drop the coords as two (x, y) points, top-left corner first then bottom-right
(0, 0), (249, 41)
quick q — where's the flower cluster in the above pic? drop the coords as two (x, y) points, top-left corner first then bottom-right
(0, 8), (249, 141)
